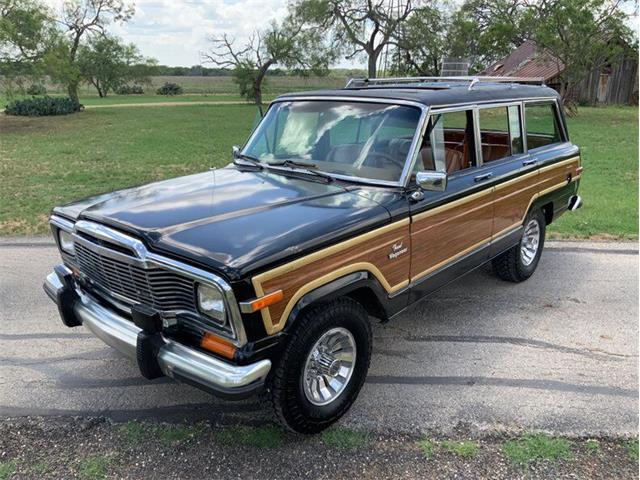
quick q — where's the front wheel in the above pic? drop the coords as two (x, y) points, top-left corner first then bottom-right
(269, 297), (372, 433)
(492, 209), (546, 282)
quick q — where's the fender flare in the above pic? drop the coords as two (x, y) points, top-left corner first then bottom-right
(282, 270), (390, 334)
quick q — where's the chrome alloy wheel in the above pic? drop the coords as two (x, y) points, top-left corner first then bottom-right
(302, 327), (357, 406)
(520, 219), (541, 266)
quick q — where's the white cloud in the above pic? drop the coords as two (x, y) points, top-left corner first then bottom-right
(43, 0), (304, 67)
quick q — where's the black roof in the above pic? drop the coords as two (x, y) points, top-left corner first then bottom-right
(277, 82), (559, 107)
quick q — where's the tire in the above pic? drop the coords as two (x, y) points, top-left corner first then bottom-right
(269, 297), (372, 434)
(492, 209), (546, 283)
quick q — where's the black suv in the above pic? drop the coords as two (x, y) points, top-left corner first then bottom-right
(44, 76), (582, 433)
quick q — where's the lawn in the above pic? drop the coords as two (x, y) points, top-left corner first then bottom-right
(0, 105), (637, 238)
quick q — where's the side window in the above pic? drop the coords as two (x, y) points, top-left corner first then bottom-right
(525, 103), (562, 150)
(478, 106), (524, 163)
(417, 110), (475, 174)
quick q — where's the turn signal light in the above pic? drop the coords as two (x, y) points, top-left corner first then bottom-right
(239, 290), (284, 313)
(200, 333), (236, 359)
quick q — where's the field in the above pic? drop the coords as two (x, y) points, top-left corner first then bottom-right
(0, 104), (637, 238)
(0, 75), (349, 107)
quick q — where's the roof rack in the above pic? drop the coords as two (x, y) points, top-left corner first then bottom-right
(345, 76), (546, 90)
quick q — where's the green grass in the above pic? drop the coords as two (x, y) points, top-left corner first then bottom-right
(78, 456), (110, 480)
(547, 107), (638, 239)
(0, 106), (636, 237)
(320, 428), (369, 450)
(417, 438), (438, 458)
(624, 438), (639, 462)
(117, 421), (148, 444)
(584, 439), (600, 454)
(440, 440), (479, 458)
(503, 433), (573, 466)
(0, 460), (17, 480)
(213, 425), (284, 449)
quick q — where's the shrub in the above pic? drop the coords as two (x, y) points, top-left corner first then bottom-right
(26, 84), (47, 95)
(117, 84), (144, 95)
(156, 82), (183, 96)
(4, 96), (83, 116)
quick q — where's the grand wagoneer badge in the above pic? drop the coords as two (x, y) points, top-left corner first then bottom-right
(388, 241), (408, 259)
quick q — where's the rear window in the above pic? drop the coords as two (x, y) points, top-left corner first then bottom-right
(525, 103), (562, 150)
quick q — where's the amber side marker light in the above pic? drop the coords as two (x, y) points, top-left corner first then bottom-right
(239, 290), (284, 314)
(200, 333), (236, 359)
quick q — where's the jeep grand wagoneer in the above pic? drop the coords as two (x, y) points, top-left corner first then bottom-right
(44, 76), (582, 433)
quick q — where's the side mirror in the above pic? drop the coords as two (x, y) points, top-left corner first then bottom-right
(416, 171), (448, 192)
(232, 145), (241, 159)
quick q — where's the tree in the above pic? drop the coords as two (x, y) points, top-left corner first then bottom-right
(389, 5), (446, 75)
(53, 0), (134, 103)
(446, 0), (526, 73)
(522, 0), (634, 102)
(77, 35), (153, 97)
(203, 20), (333, 105)
(292, 0), (417, 78)
(0, 0), (56, 68)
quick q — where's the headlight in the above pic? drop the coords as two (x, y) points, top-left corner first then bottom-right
(197, 284), (226, 323)
(58, 230), (75, 255)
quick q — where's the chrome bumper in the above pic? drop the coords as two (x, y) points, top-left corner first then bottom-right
(44, 269), (271, 398)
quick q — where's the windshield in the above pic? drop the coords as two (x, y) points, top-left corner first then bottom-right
(242, 100), (423, 183)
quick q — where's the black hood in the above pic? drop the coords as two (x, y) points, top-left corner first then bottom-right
(54, 167), (396, 281)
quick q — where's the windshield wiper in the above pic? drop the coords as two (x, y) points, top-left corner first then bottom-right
(233, 153), (263, 170)
(267, 159), (334, 183)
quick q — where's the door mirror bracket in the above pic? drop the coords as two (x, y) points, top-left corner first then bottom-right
(416, 171), (448, 192)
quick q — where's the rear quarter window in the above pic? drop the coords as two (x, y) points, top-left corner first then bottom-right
(525, 103), (563, 150)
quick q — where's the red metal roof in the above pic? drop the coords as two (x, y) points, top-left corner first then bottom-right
(481, 41), (564, 82)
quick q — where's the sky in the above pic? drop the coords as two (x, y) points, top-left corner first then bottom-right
(44, 0), (362, 68)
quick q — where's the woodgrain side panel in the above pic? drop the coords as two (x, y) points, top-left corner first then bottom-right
(252, 220), (411, 334)
(410, 191), (494, 280)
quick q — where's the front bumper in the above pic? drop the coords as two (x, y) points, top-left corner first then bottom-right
(44, 266), (271, 399)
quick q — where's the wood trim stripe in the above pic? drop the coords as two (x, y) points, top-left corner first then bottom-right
(258, 263), (410, 335)
(250, 158), (580, 336)
(251, 218), (410, 288)
(539, 156), (580, 174)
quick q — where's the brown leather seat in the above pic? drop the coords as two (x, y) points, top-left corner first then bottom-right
(420, 147), (465, 173)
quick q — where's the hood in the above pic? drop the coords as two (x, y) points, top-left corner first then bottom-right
(54, 167), (394, 281)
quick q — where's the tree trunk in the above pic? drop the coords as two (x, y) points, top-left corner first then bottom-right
(68, 82), (79, 103)
(367, 53), (378, 78)
(254, 83), (262, 106)
(253, 60), (274, 106)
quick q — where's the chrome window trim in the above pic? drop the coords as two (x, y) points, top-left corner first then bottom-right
(241, 96), (430, 189)
(52, 218), (247, 346)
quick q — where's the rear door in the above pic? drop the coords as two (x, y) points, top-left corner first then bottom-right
(408, 107), (494, 290)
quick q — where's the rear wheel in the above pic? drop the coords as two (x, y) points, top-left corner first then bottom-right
(492, 209), (546, 282)
(269, 297), (372, 433)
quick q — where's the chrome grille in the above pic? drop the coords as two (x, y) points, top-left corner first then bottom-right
(74, 241), (197, 314)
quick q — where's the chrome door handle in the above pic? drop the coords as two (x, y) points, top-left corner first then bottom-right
(474, 172), (493, 182)
(523, 159), (538, 166)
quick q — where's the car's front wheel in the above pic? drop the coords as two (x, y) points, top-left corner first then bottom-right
(492, 208), (546, 282)
(269, 297), (372, 433)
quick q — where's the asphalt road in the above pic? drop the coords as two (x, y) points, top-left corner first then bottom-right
(1, 238), (637, 437)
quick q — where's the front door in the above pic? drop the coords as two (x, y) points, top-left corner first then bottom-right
(408, 108), (495, 299)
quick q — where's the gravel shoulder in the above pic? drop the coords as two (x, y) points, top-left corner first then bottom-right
(0, 417), (637, 480)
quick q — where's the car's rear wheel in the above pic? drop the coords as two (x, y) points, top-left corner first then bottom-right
(269, 297), (372, 433)
(492, 208), (546, 282)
